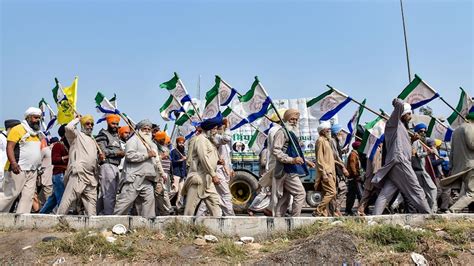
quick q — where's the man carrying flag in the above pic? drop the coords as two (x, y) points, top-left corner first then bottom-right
(57, 115), (103, 216)
(95, 114), (125, 215)
(271, 109), (315, 217)
(372, 99), (431, 214)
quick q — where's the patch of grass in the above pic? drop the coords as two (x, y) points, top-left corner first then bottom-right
(53, 217), (76, 232)
(424, 218), (473, 246)
(38, 230), (135, 262)
(164, 219), (209, 239)
(271, 220), (330, 240)
(214, 239), (246, 260)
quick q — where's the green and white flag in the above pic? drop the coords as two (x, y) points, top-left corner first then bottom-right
(398, 74), (439, 109)
(447, 87), (473, 128)
(427, 118), (453, 142)
(175, 109), (198, 139)
(160, 95), (185, 121)
(159, 72), (192, 104)
(202, 79), (222, 120)
(238, 76), (272, 124)
(222, 107), (248, 130)
(215, 76), (238, 106)
(306, 88), (351, 121)
(248, 129), (267, 153)
(359, 116), (385, 160)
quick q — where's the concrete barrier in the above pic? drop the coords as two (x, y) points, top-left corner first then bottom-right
(0, 213), (472, 237)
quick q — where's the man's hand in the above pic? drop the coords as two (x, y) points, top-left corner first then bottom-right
(162, 173), (168, 183)
(116, 150), (125, 157)
(217, 159), (225, 165)
(293, 157), (304, 165)
(212, 175), (220, 185)
(161, 154), (169, 160)
(180, 156), (187, 161)
(148, 150), (157, 158)
(99, 153), (106, 162)
(306, 161), (316, 168)
(342, 167), (350, 177)
(11, 162), (21, 175)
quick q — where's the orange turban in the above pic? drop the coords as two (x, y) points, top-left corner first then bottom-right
(154, 131), (167, 141)
(165, 135), (171, 145)
(176, 136), (185, 143)
(106, 114), (120, 124)
(118, 126), (130, 137)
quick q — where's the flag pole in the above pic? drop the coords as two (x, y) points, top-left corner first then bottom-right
(400, 0), (412, 83)
(439, 96), (468, 123)
(429, 115), (449, 130)
(56, 77), (104, 155)
(177, 78), (203, 121)
(257, 77), (304, 160)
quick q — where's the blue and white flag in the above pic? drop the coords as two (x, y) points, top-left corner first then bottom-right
(238, 76), (272, 124)
(307, 87), (352, 122)
(160, 72), (192, 104)
(398, 74), (439, 110)
(343, 99), (366, 148)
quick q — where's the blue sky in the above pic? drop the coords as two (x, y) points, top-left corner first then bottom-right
(1, 0), (472, 132)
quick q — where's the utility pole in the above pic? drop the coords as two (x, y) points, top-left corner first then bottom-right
(400, 0), (412, 82)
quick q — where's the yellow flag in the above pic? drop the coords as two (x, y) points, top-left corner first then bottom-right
(57, 77), (78, 124)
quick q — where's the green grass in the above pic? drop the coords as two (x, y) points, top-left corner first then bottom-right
(164, 219), (209, 239)
(38, 230), (136, 263)
(214, 239), (247, 260)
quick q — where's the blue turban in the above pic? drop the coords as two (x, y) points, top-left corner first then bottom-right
(331, 124), (343, 135)
(200, 115), (223, 131)
(414, 123), (427, 133)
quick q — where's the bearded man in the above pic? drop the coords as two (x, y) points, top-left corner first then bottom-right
(0, 107), (43, 213)
(57, 115), (103, 216)
(271, 109), (315, 217)
(372, 99), (431, 214)
(113, 119), (166, 218)
(96, 114), (125, 215)
(170, 136), (187, 210)
(182, 116), (222, 217)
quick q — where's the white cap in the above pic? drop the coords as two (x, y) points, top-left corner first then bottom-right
(317, 121), (332, 133)
(24, 107), (42, 118)
(402, 103), (412, 116)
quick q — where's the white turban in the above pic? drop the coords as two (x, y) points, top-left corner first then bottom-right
(317, 121), (331, 133)
(24, 107), (42, 118)
(402, 103), (412, 116)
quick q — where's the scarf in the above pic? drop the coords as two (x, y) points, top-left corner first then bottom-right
(20, 120), (43, 142)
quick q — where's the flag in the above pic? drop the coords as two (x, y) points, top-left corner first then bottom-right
(359, 117), (385, 160)
(248, 129), (267, 153)
(175, 109), (199, 139)
(38, 98), (56, 134)
(52, 77), (77, 124)
(238, 76), (272, 124)
(427, 118), (453, 142)
(398, 74), (439, 109)
(202, 81), (222, 120)
(95, 92), (120, 123)
(306, 88), (352, 122)
(447, 87), (473, 128)
(159, 72), (192, 104)
(160, 95), (185, 121)
(222, 107), (248, 130)
(163, 124), (168, 132)
(215, 76), (238, 106)
(343, 99), (366, 148)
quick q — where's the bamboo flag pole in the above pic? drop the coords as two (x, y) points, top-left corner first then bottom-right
(56, 77), (104, 155)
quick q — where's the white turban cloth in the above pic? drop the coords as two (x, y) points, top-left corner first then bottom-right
(24, 107), (42, 118)
(317, 121), (332, 133)
(402, 103), (412, 116)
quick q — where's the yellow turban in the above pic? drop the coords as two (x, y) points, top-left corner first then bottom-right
(106, 114), (120, 124)
(270, 109), (287, 122)
(434, 139), (442, 148)
(80, 115), (94, 125)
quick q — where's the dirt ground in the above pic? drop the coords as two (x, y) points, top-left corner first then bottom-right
(1, 218), (473, 265)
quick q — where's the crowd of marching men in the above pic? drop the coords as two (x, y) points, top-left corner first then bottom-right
(0, 98), (473, 217)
